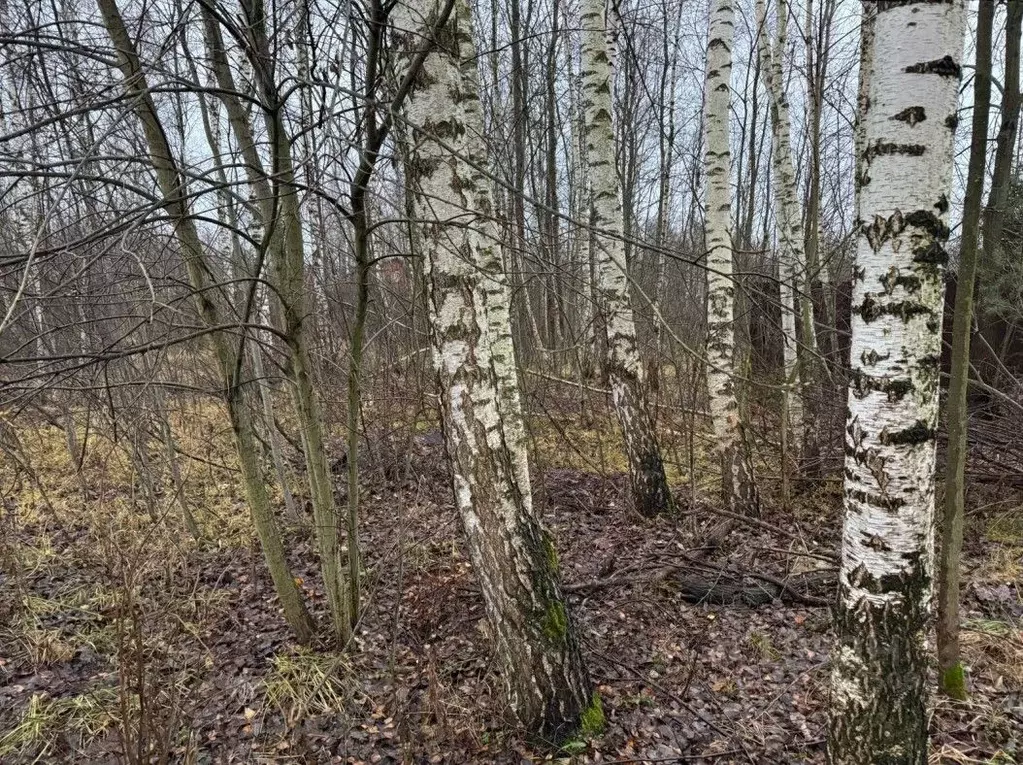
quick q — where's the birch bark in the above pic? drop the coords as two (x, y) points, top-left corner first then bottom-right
(828, 2), (963, 761)
(394, 0), (594, 738)
(755, 0), (802, 458)
(702, 0), (757, 514)
(580, 0), (672, 516)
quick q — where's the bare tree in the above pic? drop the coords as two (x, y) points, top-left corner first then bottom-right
(829, 1), (963, 760)
(702, 0), (758, 516)
(95, 0), (317, 643)
(579, 0), (672, 517)
(393, 0), (595, 738)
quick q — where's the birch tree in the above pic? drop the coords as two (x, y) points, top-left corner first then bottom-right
(755, 0), (804, 463)
(829, 1), (963, 761)
(579, 0), (672, 516)
(393, 0), (595, 738)
(702, 0), (757, 515)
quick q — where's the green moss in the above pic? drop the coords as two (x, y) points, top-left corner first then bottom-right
(580, 691), (605, 736)
(939, 662), (968, 701)
(543, 532), (559, 571)
(542, 600), (567, 642)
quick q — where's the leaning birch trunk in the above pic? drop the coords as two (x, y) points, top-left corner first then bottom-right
(96, 0), (316, 643)
(702, 0), (757, 515)
(393, 0), (595, 739)
(828, 2), (963, 762)
(580, 0), (672, 516)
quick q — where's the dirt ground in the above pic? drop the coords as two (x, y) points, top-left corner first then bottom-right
(1, 412), (1021, 764)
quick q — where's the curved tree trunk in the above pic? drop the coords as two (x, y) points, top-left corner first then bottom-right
(97, 0), (315, 643)
(394, 0), (594, 740)
(702, 0), (757, 516)
(579, 0), (672, 517)
(201, 5), (349, 642)
(828, 2), (963, 762)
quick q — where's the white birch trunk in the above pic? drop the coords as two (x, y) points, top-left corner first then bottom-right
(853, 1), (875, 232)
(394, 0), (594, 738)
(702, 0), (757, 514)
(828, 2), (963, 761)
(756, 0), (803, 457)
(580, 0), (672, 516)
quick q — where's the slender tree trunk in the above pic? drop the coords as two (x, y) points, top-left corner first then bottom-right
(649, 0), (679, 392)
(544, 0), (562, 352)
(702, 0), (758, 515)
(580, 0), (672, 516)
(804, 0), (837, 360)
(202, 4), (349, 641)
(853, 2), (875, 231)
(97, 0), (315, 643)
(937, 0), (993, 702)
(394, 0), (595, 739)
(155, 391), (201, 540)
(978, 0), (1023, 387)
(759, 0), (824, 474)
(181, 57), (303, 527)
(828, 2), (963, 762)
(756, 0), (803, 462)
(983, 0), (1023, 254)
(251, 340), (300, 523)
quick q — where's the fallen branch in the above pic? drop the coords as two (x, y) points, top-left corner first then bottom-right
(566, 559), (835, 606)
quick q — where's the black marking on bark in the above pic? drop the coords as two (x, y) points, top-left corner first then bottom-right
(945, 113), (959, 131)
(861, 348), (890, 366)
(406, 153), (442, 180)
(869, 141), (926, 159)
(859, 295), (930, 324)
(426, 117), (465, 141)
(912, 241), (948, 267)
(916, 354), (942, 392)
(891, 106), (926, 126)
(904, 209), (949, 240)
(885, 379), (914, 402)
(906, 55), (962, 79)
(877, 0), (949, 9)
(863, 210), (906, 254)
(850, 371), (916, 403)
(847, 488), (906, 513)
(863, 532), (893, 551)
(880, 420), (934, 446)
(880, 270), (923, 295)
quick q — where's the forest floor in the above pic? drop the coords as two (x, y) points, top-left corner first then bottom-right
(1, 400), (1021, 764)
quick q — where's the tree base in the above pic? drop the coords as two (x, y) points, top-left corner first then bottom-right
(939, 662), (968, 701)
